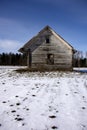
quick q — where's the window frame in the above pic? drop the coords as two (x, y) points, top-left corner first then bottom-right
(47, 54), (54, 65)
(46, 36), (50, 43)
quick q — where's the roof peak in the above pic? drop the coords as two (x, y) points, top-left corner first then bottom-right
(38, 25), (52, 34)
(44, 25), (51, 29)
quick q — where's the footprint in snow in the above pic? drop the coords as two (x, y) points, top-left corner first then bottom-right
(15, 95), (19, 98)
(74, 92), (78, 94)
(49, 115), (56, 118)
(2, 82), (5, 84)
(15, 117), (24, 121)
(32, 88), (35, 90)
(10, 104), (14, 107)
(26, 108), (29, 111)
(11, 110), (16, 113)
(65, 94), (68, 96)
(23, 97), (28, 101)
(17, 115), (20, 117)
(2, 101), (7, 103)
(16, 103), (21, 106)
(82, 96), (85, 99)
(32, 95), (36, 97)
(51, 126), (58, 129)
(81, 124), (86, 128)
(22, 123), (25, 126)
(82, 107), (86, 110)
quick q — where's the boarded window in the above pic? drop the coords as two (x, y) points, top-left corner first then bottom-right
(47, 54), (54, 64)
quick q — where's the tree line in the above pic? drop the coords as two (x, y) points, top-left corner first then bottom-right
(73, 51), (87, 67)
(0, 53), (27, 66)
(0, 51), (87, 67)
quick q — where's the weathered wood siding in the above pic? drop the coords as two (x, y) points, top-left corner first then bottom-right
(31, 33), (73, 70)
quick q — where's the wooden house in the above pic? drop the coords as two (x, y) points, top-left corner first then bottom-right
(18, 25), (75, 70)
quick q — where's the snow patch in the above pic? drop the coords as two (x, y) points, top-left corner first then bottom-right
(0, 66), (87, 130)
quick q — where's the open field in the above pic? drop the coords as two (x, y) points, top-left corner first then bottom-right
(0, 66), (87, 130)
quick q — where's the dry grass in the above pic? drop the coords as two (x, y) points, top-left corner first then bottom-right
(15, 67), (72, 73)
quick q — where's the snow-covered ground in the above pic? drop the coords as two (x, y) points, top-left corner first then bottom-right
(0, 66), (87, 130)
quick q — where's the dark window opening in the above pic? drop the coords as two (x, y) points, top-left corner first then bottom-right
(47, 54), (54, 64)
(46, 38), (50, 43)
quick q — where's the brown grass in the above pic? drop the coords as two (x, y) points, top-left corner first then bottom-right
(15, 67), (72, 73)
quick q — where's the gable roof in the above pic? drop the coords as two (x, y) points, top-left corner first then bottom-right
(18, 25), (75, 53)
